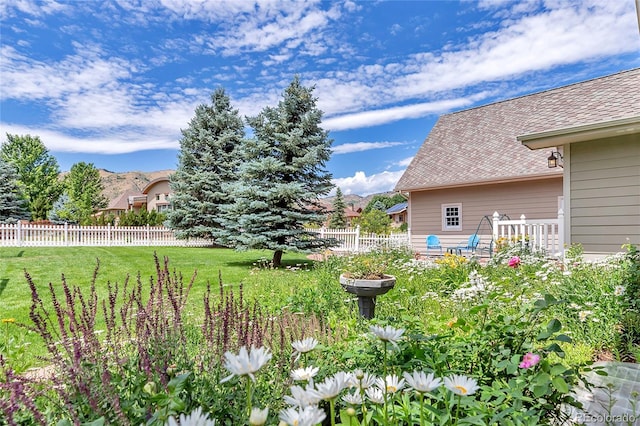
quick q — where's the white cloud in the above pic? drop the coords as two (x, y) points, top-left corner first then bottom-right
(333, 170), (405, 196)
(393, 1), (638, 98)
(0, 0), (68, 19)
(0, 123), (178, 154)
(394, 156), (414, 168)
(323, 97), (479, 131)
(332, 141), (403, 155)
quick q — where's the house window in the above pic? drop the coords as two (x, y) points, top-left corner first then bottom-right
(157, 204), (170, 213)
(156, 194), (160, 201)
(442, 203), (462, 231)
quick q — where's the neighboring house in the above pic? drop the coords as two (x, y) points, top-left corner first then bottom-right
(395, 68), (640, 256)
(386, 202), (408, 228)
(142, 177), (172, 213)
(101, 190), (143, 218)
(99, 176), (173, 218)
(345, 206), (362, 228)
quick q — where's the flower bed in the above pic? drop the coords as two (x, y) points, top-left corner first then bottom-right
(1, 244), (638, 425)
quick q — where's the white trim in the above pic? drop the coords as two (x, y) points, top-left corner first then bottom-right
(518, 116), (640, 149)
(442, 203), (462, 231)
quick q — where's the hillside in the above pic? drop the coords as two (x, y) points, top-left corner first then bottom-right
(98, 169), (175, 203)
(98, 169), (394, 209)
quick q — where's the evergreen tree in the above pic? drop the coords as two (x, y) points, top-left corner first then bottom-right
(329, 187), (347, 228)
(1, 134), (62, 220)
(48, 193), (77, 223)
(167, 88), (244, 239)
(0, 159), (30, 223)
(219, 76), (335, 267)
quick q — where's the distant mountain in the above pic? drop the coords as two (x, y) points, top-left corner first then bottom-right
(319, 192), (399, 211)
(98, 169), (175, 203)
(97, 169), (393, 209)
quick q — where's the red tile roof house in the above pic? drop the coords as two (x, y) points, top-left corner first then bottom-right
(395, 68), (640, 259)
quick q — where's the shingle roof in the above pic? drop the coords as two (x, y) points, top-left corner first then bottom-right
(395, 68), (640, 192)
(103, 191), (142, 211)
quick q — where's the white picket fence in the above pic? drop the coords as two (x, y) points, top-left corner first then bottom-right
(0, 222), (410, 252)
(0, 222), (213, 247)
(310, 226), (411, 253)
(492, 210), (564, 257)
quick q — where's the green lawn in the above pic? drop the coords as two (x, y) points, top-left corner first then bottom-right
(0, 246), (313, 361)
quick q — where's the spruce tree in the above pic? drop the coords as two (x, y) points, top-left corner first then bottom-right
(0, 159), (30, 223)
(329, 187), (347, 229)
(219, 76), (334, 267)
(168, 88), (244, 239)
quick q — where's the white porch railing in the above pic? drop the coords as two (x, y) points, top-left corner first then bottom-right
(0, 222), (213, 247)
(310, 226), (411, 253)
(492, 210), (564, 257)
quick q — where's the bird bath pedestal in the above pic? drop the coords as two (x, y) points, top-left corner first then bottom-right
(339, 274), (396, 319)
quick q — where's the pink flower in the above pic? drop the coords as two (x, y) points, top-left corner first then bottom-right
(508, 256), (521, 268)
(519, 352), (540, 369)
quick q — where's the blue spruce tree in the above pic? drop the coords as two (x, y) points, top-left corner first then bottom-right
(0, 159), (30, 223)
(219, 76), (335, 267)
(168, 88), (244, 240)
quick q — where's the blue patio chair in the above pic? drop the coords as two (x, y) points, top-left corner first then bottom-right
(456, 234), (480, 255)
(426, 234), (443, 255)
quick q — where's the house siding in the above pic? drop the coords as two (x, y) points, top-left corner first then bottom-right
(409, 178), (562, 252)
(569, 135), (640, 253)
(145, 180), (172, 212)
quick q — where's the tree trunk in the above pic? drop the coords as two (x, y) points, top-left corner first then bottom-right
(272, 249), (283, 268)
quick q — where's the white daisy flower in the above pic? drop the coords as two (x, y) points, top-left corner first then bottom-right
(375, 374), (405, 394)
(279, 406), (326, 426)
(291, 366), (319, 383)
(167, 407), (216, 426)
(444, 374), (479, 396)
(220, 346), (272, 383)
(365, 386), (385, 404)
(348, 370), (376, 390)
(249, 407), (268, 426)
(316, 372), (349, 401)
(284, 384), (321, 408)
(369, 325), (405, 343)
(342, 391), (363, 405)
(403, 371), (442, 393)
(292, 337), (319, 354)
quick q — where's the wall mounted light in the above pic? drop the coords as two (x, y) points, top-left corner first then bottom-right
(547, 150), (563, 168)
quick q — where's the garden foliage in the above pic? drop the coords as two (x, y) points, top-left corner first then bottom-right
(1, 244), (638, 425)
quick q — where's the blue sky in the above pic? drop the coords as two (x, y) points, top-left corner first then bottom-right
(1, 1), (639, 196)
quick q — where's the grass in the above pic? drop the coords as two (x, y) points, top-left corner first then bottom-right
(0, 246), (313, 363)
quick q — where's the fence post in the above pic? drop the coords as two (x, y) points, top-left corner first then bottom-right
(558, 208), (565, 259)
(147, 224), (151, 246)
(17, 221), (22, 247)
(64, 222), (69, 246)
(519, 214), (526, 247)
(492, 211), (499, 244)
(355, 225), (360, 253)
